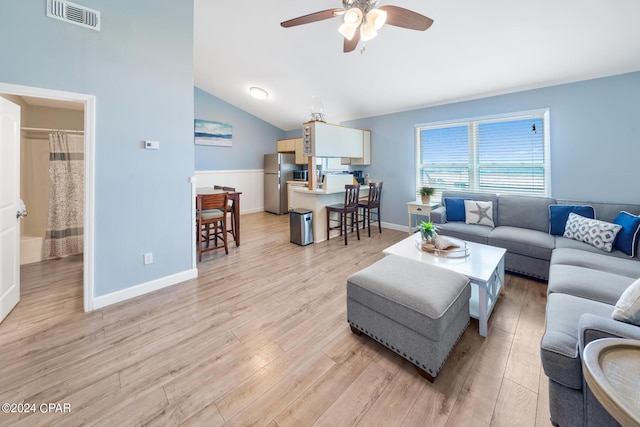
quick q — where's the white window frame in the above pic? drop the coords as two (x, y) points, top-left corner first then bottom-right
(415, 109), (551, 198)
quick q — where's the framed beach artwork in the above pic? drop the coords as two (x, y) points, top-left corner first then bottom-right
(194, 119), (233, 147)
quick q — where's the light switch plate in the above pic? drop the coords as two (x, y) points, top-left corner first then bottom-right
(144, 140), (159, 150)
(143, 253), (153, 264)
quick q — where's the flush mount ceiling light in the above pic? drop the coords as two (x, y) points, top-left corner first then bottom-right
(281, 0), (433, 53)
(249, 86), (268, 100)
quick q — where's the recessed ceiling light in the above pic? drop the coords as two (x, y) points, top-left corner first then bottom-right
(249, 86), (268, 100)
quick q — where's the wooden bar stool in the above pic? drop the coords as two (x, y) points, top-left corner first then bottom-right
(215, 185), (237, 243)
(326, 184), (360, 245)
(358, 182), (383, 237)
(196, 193), (229, 261)
(222, 186), (237, 242)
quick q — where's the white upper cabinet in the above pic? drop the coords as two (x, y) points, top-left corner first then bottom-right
(303, 121), (364, 158)
(342, 130), (371, 165)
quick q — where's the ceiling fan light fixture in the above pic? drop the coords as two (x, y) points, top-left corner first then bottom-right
(338, 22), (357, 40)
(343, 7), (363, 26)
(280, 2), (434, 53)
(360, 21), (377, 42)
(366, 8), (387, 30)
(249, 86), (268, 100)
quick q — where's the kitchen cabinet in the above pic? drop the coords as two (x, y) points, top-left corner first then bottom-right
(303, 121), (364, 158)
(294, 138), (307, 165)
(287, 181), (308, 211)
(278, 138), (307, 164)
(341, 130), (371, 165)
(277, 138), (296, 153)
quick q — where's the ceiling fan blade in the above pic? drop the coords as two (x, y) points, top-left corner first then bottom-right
(281, 8), (343, 28)
(344, 26), (361, 53)
(378, 6), (434, 31)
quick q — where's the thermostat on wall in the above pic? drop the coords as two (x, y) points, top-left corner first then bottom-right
(144, 140), (159, 150)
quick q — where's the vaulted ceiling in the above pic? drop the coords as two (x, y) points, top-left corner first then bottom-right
(194, 0), (640, 131)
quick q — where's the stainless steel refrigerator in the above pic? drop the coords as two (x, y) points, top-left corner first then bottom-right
(264, 153), (296, 214)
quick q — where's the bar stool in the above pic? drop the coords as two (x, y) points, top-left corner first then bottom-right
(222, 186), (237, 242)
(215, 185), (236, 242)
(358, 182), (383, 237)
(196, 193), (229, 261)
(326, 184), (360, 245)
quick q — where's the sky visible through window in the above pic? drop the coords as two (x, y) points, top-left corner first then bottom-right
(417, 115), (548, 196)
(421, 118), (544, 164)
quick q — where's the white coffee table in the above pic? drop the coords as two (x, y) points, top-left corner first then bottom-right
(383, 233), (506, 337)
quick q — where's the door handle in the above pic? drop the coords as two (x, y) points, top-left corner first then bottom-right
(17, 199), (28, 220)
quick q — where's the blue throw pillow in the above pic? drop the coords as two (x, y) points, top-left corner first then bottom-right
(444, 197), (471, 222)
(549, 205), (595, 236)
(613, 211), (640, 257)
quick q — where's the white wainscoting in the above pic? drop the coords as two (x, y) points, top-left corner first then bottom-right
(195, 169), (264, 214)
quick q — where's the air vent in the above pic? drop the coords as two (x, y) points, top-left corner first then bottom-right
(46, 0), (100, 31)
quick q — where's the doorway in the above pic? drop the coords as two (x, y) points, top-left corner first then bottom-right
(0, 82), (95, 313)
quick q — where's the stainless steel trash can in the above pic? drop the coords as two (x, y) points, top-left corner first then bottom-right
(290, 209), (313, 246)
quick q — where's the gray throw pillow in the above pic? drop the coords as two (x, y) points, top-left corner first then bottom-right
(612, 278), (640, 326)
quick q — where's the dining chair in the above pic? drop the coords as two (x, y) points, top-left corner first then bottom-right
(358, 181), (383, 237)
(196, 192), (229, 261)
(326, 184), (360, 245)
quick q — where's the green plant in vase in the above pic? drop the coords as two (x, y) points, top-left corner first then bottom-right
(419, 186), (435, 203)
(418, 220), (439, 244)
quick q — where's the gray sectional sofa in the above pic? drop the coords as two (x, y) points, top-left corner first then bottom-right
(431, 190), (640, 427)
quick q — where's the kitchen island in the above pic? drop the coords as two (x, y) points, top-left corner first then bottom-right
(290, 185), (369, 243)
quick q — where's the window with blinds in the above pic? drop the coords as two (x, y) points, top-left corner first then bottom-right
(415, 109), (550, 198)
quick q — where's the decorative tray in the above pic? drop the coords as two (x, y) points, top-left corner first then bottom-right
(414, 235), (471, 258)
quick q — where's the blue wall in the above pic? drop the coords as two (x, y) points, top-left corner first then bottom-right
(194, 87), (284, 170)
(0, 1), (195, 297)
(343, 72), (640, 227)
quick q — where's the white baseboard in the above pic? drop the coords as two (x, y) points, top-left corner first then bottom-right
(243, 207), (265, 215)
(381, 221), (410, 233)
(92, 268), (198, 310)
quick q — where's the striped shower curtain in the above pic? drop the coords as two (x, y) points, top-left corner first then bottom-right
(44, 132), (84, 258)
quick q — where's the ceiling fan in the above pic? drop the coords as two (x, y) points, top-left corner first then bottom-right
(280, 0), (434, 53)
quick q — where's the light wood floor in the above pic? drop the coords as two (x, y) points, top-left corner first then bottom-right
(1, 212), (551, 426)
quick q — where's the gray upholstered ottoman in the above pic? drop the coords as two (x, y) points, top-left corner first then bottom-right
(347, 255), (471, 381)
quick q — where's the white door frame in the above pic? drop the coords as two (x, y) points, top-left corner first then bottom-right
(0, 82), (95, 312)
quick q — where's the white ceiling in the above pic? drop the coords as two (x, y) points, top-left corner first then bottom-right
(198, 0), (640, 131)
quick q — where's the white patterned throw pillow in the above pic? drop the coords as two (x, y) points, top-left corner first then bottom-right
(464, 200), (495, 227)
(563, 212), (622, 252)
(612, 278), (640, 326)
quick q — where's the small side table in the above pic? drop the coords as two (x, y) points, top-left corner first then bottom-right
(407, 201), (440, 234)
(582, 338), (640, 427)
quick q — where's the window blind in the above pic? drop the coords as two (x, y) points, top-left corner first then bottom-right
(415, 110), (550, 198)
